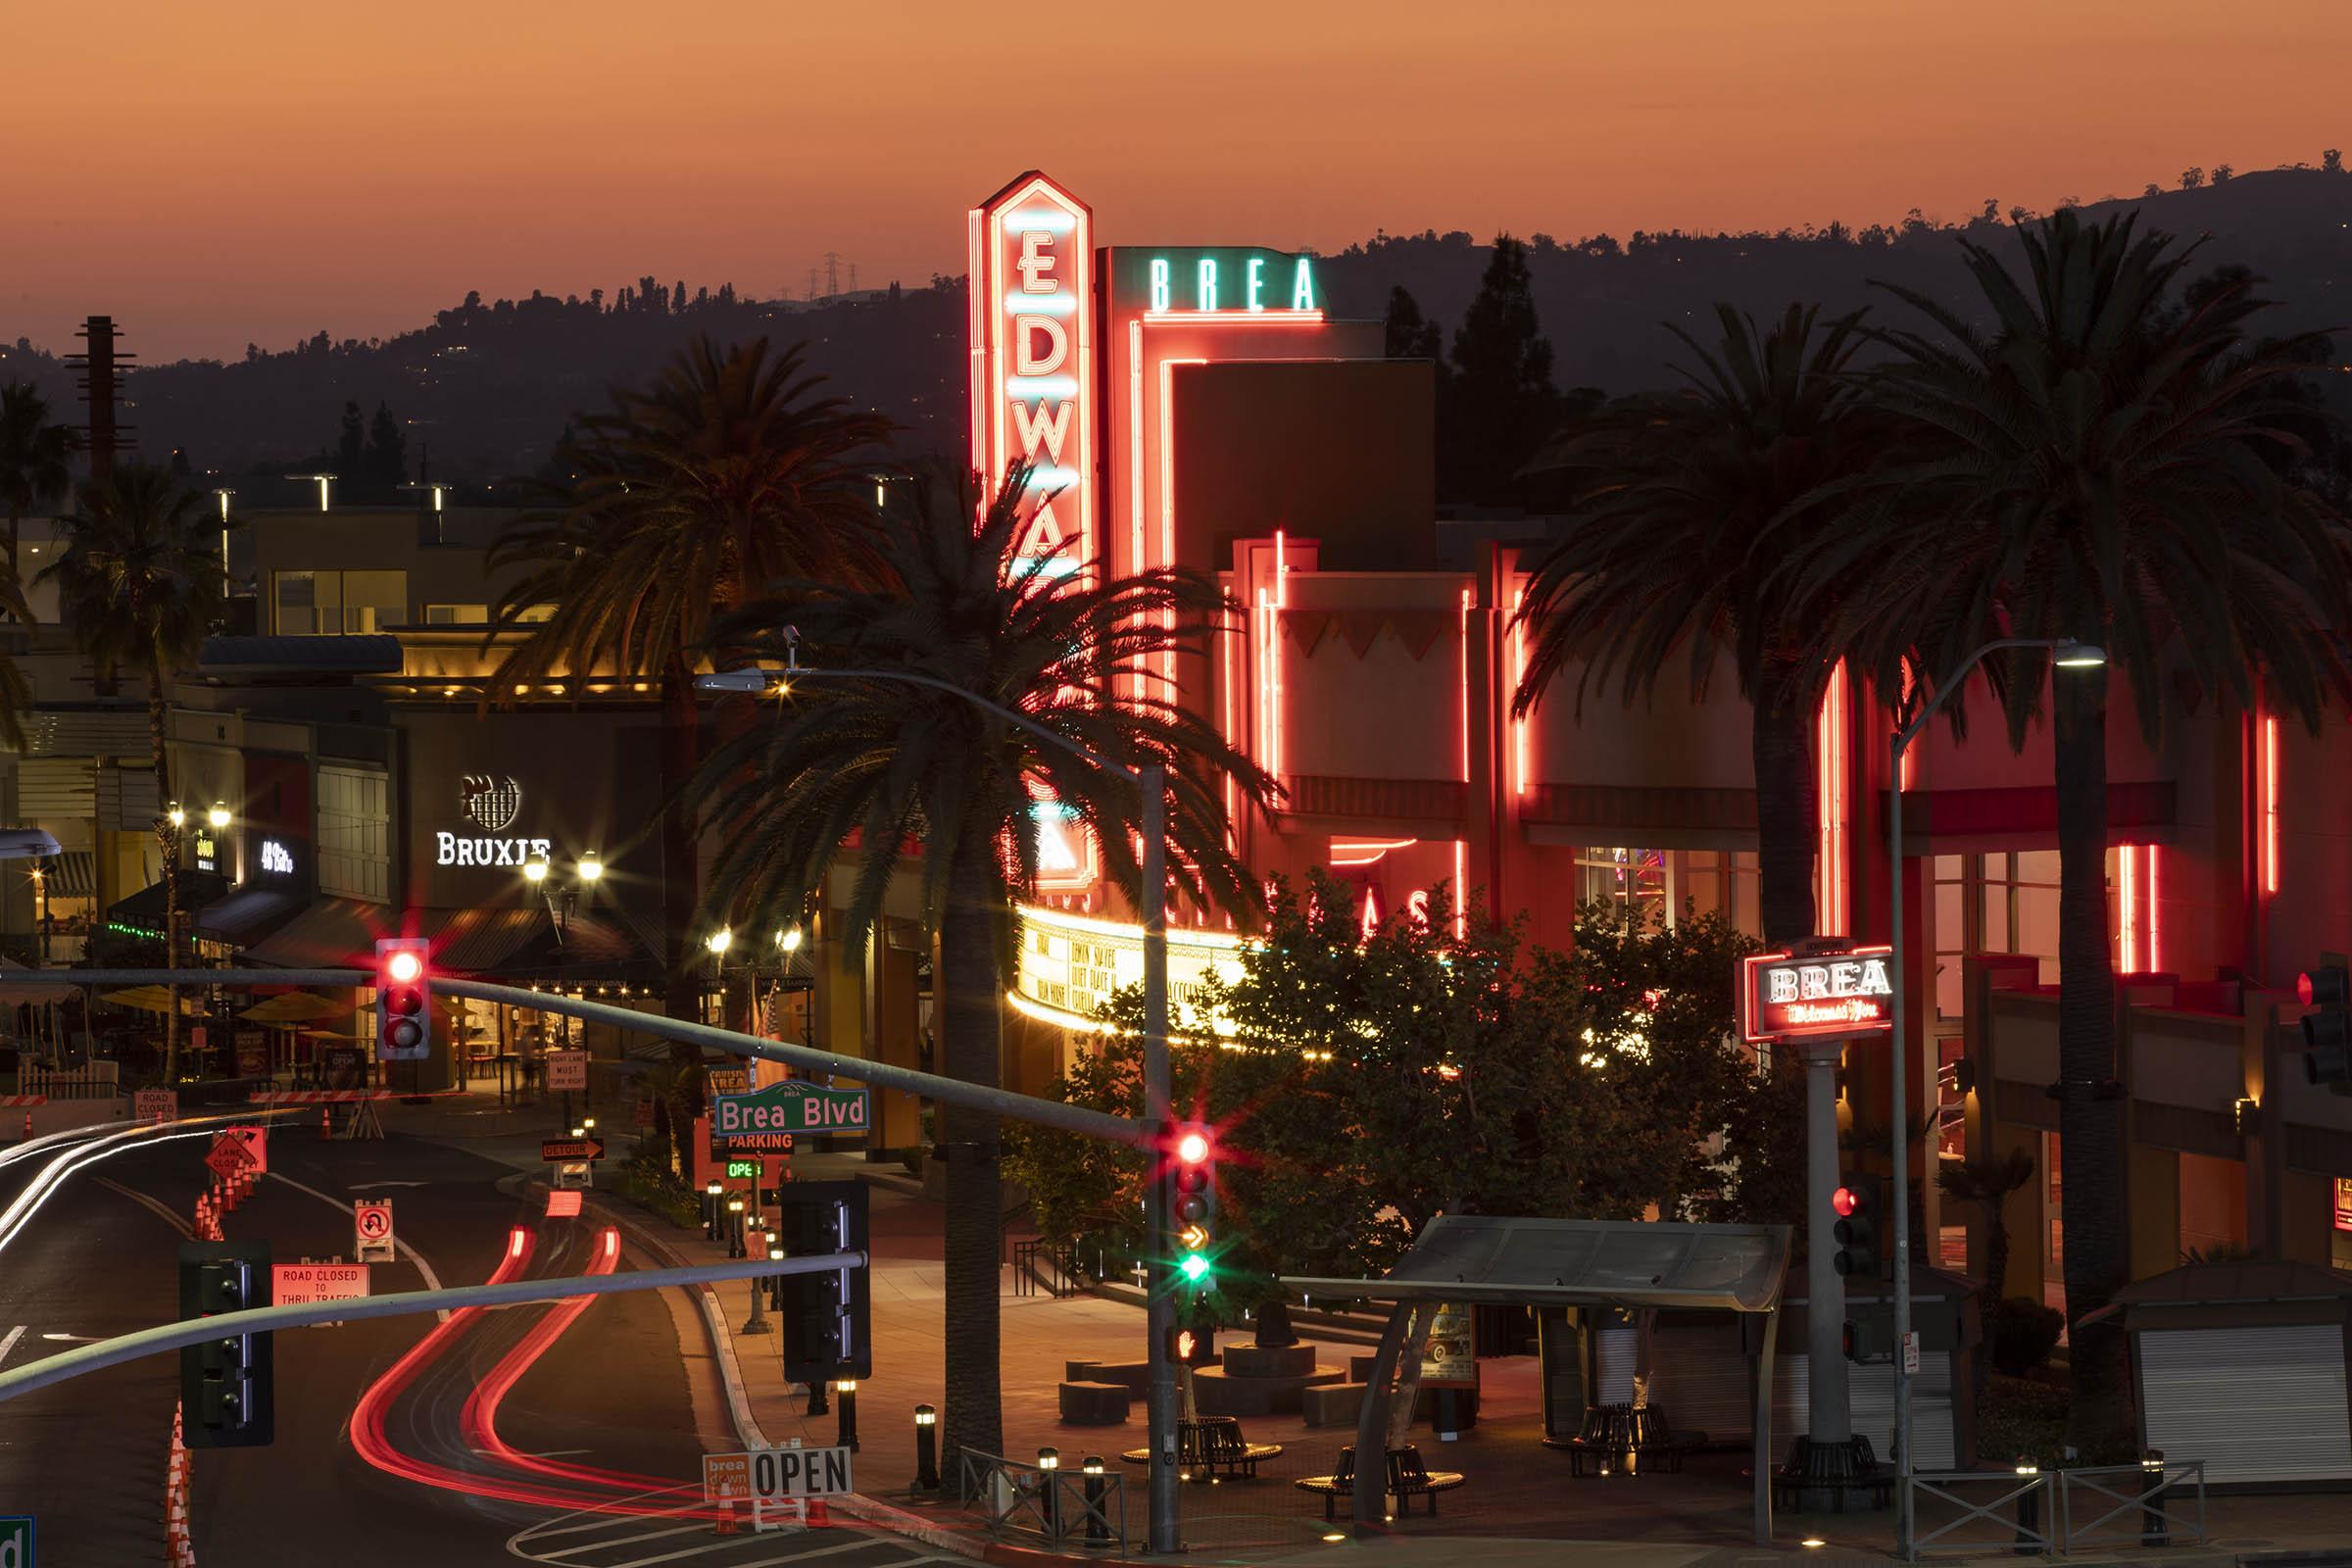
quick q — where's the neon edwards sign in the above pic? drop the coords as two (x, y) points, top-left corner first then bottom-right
(969, 172), (1094, 581)
(1740, 945), (1895, 1042)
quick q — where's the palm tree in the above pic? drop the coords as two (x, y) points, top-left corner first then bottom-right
(487, 336), (891, 1086)
(695, 460), (1276, 1484)
(0, 382), (72, 579)
(44, 464), (231, 1081)
(1512, 304), (1882, 944)
(1811, 210), (2352, 1459)
(1936, 1149), (2037, 1300)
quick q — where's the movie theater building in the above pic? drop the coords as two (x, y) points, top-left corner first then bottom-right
(911, 171), (2352, 1305)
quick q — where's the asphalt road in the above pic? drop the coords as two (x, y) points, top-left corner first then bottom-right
(0, 1124), (959, 1567)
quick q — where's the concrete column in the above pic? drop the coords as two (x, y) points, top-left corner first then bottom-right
(1804, 1036), (1851, 1447)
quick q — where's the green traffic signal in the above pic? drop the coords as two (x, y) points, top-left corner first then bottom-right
(1178, 1250), (1212, 1284)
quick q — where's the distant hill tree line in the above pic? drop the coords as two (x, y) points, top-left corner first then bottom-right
(3, 159), (2347, 496)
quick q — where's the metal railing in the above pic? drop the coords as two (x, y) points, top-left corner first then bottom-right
(1011, 1237), (1085, 1298)
(1907, 1467), (2057, 1558)
(959, 1449), (1129, 1553)
(2057, 1459), (2206, 1552)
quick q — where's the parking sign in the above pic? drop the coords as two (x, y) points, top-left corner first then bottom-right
(0, 1515), (33, 1567)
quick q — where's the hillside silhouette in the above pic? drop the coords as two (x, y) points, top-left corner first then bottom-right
(4, 165), (2346, 498)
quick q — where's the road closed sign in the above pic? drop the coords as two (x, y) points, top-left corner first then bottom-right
(271, 1262), (369, 1305)
(132, 1089), (177, 1123)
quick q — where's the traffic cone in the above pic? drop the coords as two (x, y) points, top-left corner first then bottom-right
(320, 1105), (331, 1140)
(808, 1498), (828, 1527)
(713, 1485), (738, 1536)
(19, 1111), (28, 1140)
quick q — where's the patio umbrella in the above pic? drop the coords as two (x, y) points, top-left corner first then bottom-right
(100, 986), (206, 1017)
(240, 993), (355, 1025)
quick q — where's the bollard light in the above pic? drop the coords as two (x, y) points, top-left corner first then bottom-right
(1038, 1447), (1061, 1538)
(837, 1378), (860, 1452)
(2014, 1456), (2042, 1557)
(767, 1244), (786, 1310)
(1082, 1456), (1109, 1548)
(913, 1404), (941, 1494)
(2141, 1449), (2169, 1546)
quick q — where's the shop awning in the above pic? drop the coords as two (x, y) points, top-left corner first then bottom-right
(239, 992), (356, 1024)
(106, 870), (232, 933)
(242, 898), (389, 969)
(41, 851), (94, 901)
(197, 886), (308, 949)
(432, 907), (547, 974)
(100, 985), (206, 1017)
(0, 963), (82, 1004)
(1284, 1215), (1793, 1314)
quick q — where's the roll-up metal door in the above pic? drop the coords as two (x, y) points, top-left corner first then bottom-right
(1766, 1354), (1955, 1467)
(2139, 1325), (2351, 1484)
(1593, 1323), (1764, 1447)
(19, 759), (93, 819)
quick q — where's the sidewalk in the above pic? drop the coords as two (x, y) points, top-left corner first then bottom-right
(382, 1093), (2352, 1567)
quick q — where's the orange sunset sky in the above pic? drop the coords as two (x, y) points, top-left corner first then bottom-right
(9, 0), (2350, 362)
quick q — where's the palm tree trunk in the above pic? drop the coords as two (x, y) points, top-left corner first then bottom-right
(659, 664), (705, 1130)
(150, 665), (180, 1083)
(938, 829), (1004, 1489)
(1750, 659), (1820, 947)
(2053, 659), (2131, 1459)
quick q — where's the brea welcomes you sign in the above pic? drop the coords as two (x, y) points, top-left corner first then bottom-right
(1740, 945), (1896, 1042)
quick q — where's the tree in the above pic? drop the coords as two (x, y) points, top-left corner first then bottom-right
(694, 459), (1274, 1480)
(2142, 183), (2163, 199)
(334, 400), (366, 481)
(1443, 235), (1561, 505)
(1937, 1149), (2036, 1300)
(1513, 304), (1884, 945)
(2212, 163), (2234, 184)
(2326, 149), (2344, 174)
(2180, 167), (2205, 189)
(486, 336), (892, 1078)
(0, 381), (72, 578)
(365, 403), (406, 501)
(42, 464), (230, 1081)
(1812, 210), (2352, 1459)
(1383, 286), (1444, 362)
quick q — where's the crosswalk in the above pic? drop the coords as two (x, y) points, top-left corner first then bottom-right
(503, 1494), (965, 1568)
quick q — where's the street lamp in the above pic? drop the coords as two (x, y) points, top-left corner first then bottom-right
(1887, 636), (2103, 1556)
(576, 850), (603, 884)
(167, 801), (186, 830)
(777, 925), (803, 954)
(707, 927), (732, 956)
(698, 652), (1183, 1550)
(207, 801), (231, 831)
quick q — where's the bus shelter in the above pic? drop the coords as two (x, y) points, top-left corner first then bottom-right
(1287, 1215), (1792, 1545)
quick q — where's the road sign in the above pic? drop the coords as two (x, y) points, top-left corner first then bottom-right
(0, 1513), (31, 1567)
(221, 1124), (268, 1175)
(1901, 1330), (1921, 1376)
(269, 1262), (369, 1306)
(354, 1199), (395, 1261)
(545, 1049), (588, 1092)
(133, 1089), (177, 1123)
(233, 1030), (269, 1078)
(706, 1067), (750, 1096)
(711, 1082), (869, 1153)
(541, 1137), (606, 1163)
(1739, 945), (1896, 1042)
(710, 1444), (853, 1500)
(546, 1189), (581, 1218)
(702, 1451), (752, 1502)
(204, 1135), (256, 1183)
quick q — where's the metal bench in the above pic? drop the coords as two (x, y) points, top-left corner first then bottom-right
(1294, 1446), (1466, 1520)
(1119, 1416), (1281, 1480)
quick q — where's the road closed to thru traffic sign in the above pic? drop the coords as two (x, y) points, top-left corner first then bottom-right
(270, 1262), (369, 1305)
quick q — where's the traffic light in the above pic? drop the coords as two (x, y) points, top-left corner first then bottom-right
(1168, 1124), (1217, 1287)
(1842, 1311), (1889, 1364)
(778, 1180), (872, 1386)
(374, 937), (432, 1062)
(2300, 965), (2352, 1090)
(1168, 1322), (1216, 1366)
(1832, 1171), (1882, 1278)
(179, 1240), (272, 1447)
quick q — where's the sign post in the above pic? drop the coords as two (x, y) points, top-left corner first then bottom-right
(353, 1199), (396, 1263)
(1737, 942), (1894, 1507)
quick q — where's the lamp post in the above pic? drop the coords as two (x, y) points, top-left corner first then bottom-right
(29, 862), (48, 968)
(726, 1197), (745, 1258)
(524, 850), (601, 1055)
(1887, 637), (2104, 1557)
(697, 658), (1183, 1552)
(705, 1179), (722, 1241)
(743, 1227), (770, 1333)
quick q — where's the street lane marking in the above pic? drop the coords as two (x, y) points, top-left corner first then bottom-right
(92, 1175), (194, 1238)
(510, 1495), (702, 1542)
(0, 1325), (23, 1367)
(267, 1169), (449, 1321)
(39, 1332), (99, 1342)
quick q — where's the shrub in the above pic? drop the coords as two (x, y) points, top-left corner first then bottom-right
(1986, 1295), (2066, 1376)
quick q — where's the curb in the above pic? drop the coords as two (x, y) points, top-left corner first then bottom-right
(567, 1182), (993, 1563)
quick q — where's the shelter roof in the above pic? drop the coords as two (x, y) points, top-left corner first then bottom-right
(1284, 1215), (1791, 1314)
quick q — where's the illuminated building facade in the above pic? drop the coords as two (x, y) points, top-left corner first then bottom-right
(938, 171), (2352, 1303)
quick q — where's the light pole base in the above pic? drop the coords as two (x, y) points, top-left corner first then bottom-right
(741, 1317), (772, 1334)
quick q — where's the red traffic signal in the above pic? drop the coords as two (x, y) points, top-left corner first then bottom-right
(375, 938), (432, 1062)
(1833, 1186), (1861, 1218)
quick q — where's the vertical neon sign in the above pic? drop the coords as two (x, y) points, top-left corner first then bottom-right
(969, 172), (1094, 580)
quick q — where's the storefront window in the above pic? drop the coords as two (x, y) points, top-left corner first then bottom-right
(1677, 850), (1759, 935)
(318, 764), (390, 902)
(1575, 847), (1667, 922)
(272, 569), (409, 634)
(2042, 1131), (2066, 1319)
(1934, 854), (1966, 1020)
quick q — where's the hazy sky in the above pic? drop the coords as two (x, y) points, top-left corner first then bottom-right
(10, 0), (2348, 362)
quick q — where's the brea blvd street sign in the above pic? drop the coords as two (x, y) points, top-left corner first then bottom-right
(1740, 944), (1896, 1042)
(711, 1082), (869, 1152)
